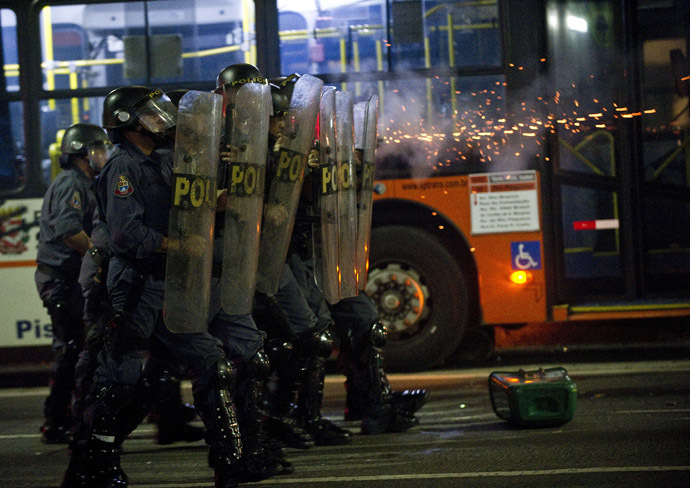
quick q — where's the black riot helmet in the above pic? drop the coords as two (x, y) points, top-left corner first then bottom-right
(61, 123), (109, 155)
(102, 85), (177, 135)
(215, 63), (267, 107)
(270, 84), (290, 117)
(59, 123), (114, 170)
(269, 74), (300, 116)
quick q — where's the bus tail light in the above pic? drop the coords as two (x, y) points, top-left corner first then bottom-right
(509, 270), (533, 284)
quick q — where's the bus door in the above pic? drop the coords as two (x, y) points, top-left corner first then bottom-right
(546, 0), (690, 306)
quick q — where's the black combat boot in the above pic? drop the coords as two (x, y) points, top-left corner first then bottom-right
(61, 383), (144, 488)
(40, 417), (72, 444)
(391, 389), (430, 418)
(263, 340), (315, 449)
(43, 337), (82, 444)
(152, 372), (204, 445)
(60, 437), (128, 488)
(345, 378), (429, 422)
(61, 438), (128, 488)
(85, 438), (128, 488)
(209, 447), (241, 488)
(259, 433), (295, 475)
(296, 330), (351, 445)
(349, 322), (422, 434)
(60, 440), (90, 488)
(234, 351), (286, 482)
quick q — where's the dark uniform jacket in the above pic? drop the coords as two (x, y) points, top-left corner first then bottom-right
(96, 141), (172, 277)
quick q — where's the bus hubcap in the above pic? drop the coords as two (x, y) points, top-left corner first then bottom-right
(366, 264), (430, 336)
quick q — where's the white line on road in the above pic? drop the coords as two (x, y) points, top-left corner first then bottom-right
(615, 409), (690, 414)
(0, 426), (158, 441)
(130, 466), (690, 487)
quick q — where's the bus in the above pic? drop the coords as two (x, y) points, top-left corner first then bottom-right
(0, 0), (688, 372)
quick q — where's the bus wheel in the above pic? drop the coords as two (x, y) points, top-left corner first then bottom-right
(367, 225), (469, 372)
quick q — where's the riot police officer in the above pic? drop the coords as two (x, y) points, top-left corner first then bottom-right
(70, 97), (203, 448)
(251, 75), (353, 447)
(60, 86), (247, 488)
(288, 88), (429, 436)
(35, 123), (109, 444)
(211, 64), (290, 479)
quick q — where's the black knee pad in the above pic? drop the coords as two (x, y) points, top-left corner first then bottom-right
(217, 356), (237, 391)
(370, 321), (387, 348)
(293, 329), (333, 358)
(248, 349), (270, 381)
(315, 329), (334, 358)
(265, 338), (293, 369)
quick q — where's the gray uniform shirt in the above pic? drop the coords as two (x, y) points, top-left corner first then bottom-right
(36, 167), (95, 272)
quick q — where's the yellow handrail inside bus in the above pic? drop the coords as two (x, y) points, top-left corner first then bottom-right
(652, 127), (690, 183)
(3, 64), (19, 77)
(69, 69), (79, 124)
(42, 7), (56, 109)
(420, 3), (499, 125)
(20, 6), (498, 138)
(425, 0), (497, 19)
(557, 130), (616, 176)
(241, 0), (255, 64)
(574, 130), (616, 176)
(376, 39), (384, 114)
(352, 36), (361, 96)
(428, 22), (498, 33)
(447, 12), (457, 120)
(340, 36), (347, 91)
(424, 35), (432, 126)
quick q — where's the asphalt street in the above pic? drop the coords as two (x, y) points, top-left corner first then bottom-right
(1, 356), (689, 488)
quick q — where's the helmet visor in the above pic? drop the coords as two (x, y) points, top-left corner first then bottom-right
(134, 94), (178, 134)
(87, 141), (115, 170)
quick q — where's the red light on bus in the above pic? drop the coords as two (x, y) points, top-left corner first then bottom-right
(509, 270), (532, 285)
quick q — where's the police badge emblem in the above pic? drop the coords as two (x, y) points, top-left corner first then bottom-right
(69, 191), (82, 210)
(114, 174), (134, 197)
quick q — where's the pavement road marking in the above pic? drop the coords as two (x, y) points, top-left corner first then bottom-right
(615, 409), (690, 414)
(131, 466), (690, 487)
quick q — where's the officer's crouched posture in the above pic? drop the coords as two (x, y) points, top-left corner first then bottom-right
(35, 123), (110, 444)
(60, 86), (249, 488)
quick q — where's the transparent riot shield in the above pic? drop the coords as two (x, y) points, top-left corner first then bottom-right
(355, 95), (378, 290)
(256, 74), (324, 294)
(313, 87), (341, 304)
(164, 91), (222, 333)
(221, 83), (271, 313)
(336, 90), (358, 298)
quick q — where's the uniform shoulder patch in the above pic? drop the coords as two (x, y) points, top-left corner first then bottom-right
(69, 190), (83, 210)
(114, 174), (134, 197)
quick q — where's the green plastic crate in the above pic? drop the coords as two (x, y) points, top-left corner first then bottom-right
(489, 367), (577, 427)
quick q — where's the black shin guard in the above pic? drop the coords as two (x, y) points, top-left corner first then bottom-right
(44, 300), (85, 443)
(296, 330), (351, 445)
(263, 339), (314, 449)
(349, 322), (395, 434)
(196, 357), (243, 466)
(235, 350), (285, 481)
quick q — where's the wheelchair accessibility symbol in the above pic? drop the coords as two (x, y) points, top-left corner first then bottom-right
(511, 241), (541, 270)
